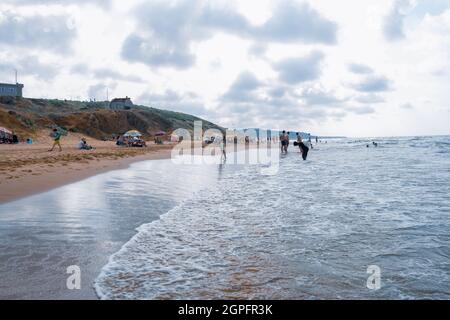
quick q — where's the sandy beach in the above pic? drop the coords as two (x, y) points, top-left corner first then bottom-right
(0, 132), (174, 204)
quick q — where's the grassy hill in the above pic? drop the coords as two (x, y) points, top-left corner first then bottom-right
(0, 96), (223, 140)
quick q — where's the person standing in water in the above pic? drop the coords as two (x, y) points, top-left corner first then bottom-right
(280, 130), (289, 154)
(49, 128), (62, 152)
(220, 135), (227, 162)
(296, 132), (309, 160)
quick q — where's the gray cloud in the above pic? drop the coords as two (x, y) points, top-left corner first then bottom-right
(354, 94), (385, 104)
(299, 88), (345, 106)
(274, 51), (324, 84)
(122, 34), (195, 69)
(383, 0), (415, 41)
(88, 82), (117, 101)
(253, 2), (337, 44)
(93, 68), (144, 83)
(88, 83), (107, 100)
(71, 64), (145, 83)
(3, 0), (111, 8)
(216, 71), (361, 130)
(353, 75), (392, 92)
(348, 63), (374, 74)
(0, 55), (59, 81)
(400, 102), (414, 110)
(122, 0), (337, 69)
(248, 43), (268, 58)
(0, 12), (76, 53)
(349, 105), (375, 115)
(222, 71), (263, 102)
(138, 89), (208, 117)
(70, 63), (90, 74)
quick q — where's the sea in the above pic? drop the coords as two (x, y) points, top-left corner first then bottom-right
(1, 136), (449, 299)
(95, 136), (450, 299)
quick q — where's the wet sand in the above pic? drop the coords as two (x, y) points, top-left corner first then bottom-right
(0, 152), (223, 300)
(0, 133), (173, 204)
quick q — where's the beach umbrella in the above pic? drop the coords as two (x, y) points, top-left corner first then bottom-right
(123, 130), (142, 137)
(155, 131), (166, 136)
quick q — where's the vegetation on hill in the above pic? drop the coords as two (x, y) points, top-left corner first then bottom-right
(0, 96), (223, 140)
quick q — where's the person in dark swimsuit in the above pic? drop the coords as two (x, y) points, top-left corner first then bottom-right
(296, 132), (309, 160)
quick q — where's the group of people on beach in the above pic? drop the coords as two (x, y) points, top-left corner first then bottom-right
(48, 128), (94, 152)
(280, 131), (310, 160)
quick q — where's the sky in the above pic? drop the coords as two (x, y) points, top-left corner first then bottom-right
(0, 0), (449, 137)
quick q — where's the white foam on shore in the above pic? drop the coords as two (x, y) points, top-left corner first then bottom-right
(95, 137), (450, 299)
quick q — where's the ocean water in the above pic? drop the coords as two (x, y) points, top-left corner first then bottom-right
(0, 159), (221, 299)
(95, 136), (450, 299)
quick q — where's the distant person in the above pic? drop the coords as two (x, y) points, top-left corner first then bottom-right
(308, 136), (313, 150)
(372, 141), (378, 147)
(48, 129), (62, 152)
(296, 133), (309, 160)
(316, 136), (318, 144)
(78, 138), (93, 150)
(287, 132), (291, 149)
(220, 135), (227, 162)
(280, 130), (289, 154)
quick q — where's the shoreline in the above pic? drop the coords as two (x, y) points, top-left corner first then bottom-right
(0, 141), (174, 205)
(0, 137), (265, 205)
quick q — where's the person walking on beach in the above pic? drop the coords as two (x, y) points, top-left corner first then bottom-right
(49, 128), (62, 152)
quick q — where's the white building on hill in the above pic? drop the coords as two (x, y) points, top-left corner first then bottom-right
(109, 97), (133, 110)
(0, 83), (24, 97)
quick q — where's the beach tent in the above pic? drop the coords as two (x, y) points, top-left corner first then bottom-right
(0, 127), (13, 141)
(0, 127), (12, 135)
(155, 131), (166, 136)
(123, 130), (142, 137)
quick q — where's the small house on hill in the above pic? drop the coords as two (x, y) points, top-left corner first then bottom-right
(0, 83), (24, 97)
(109, 97), (133, 110)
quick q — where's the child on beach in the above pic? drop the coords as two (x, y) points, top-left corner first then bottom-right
(49, 129), (62, 152)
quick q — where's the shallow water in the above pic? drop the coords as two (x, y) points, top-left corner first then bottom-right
(95, 136), (450, 299)
(0, 159), (222, 299)
(1, 137), (450, 299)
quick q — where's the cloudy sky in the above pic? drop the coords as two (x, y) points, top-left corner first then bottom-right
(0, 0), (449, 137)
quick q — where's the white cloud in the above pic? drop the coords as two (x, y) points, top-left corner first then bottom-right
(121, 0), (337, 69)
(1, 0), (449, 136)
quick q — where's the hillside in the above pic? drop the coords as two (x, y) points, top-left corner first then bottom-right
(0, 96), (222, 140)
